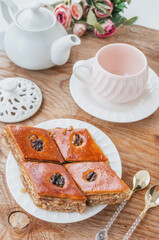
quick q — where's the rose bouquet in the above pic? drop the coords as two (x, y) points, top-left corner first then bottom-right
(51, 0), (137, 38)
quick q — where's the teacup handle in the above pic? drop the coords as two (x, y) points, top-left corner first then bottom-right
(73, 60), (92, 85)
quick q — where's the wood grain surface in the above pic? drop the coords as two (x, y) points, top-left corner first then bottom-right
(0, 25), (159, 240)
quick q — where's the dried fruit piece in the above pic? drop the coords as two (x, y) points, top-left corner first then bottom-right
(29, 134), (38, 141)
(62, 129), (67, 135)
(29, 134), (43, 151)
(50, 173), (65, 188)
(72, 134), (83, 146)
(67, 126), (73, 131)
(86, 171), (97, 182)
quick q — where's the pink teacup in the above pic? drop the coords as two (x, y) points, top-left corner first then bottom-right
(73, 43), (148, 103)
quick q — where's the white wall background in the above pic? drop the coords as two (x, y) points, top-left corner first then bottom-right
(0, 0), (159, 31)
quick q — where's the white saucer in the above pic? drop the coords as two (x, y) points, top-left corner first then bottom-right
(70, 58), (159, 123)
(6, 118), (121, 223)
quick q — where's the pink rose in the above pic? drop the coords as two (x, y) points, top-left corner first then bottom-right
(94, 19), (118, 38)
(73, 23), (87, 37)
(54, 4), (72, 29)
(71, 3), (83, 20)
(94, 0), (113, 19)
(83, 1), (90, 19)
(84, 5), (90, 18)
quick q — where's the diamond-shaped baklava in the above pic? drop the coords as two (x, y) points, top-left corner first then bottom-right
(65, 162), (130, 206)
(20, 161), (87, 213)
(49, 127), (108, 163)
(3, 125), (64, 164)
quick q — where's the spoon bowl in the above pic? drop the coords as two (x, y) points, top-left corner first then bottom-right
(132, 170), (150, 193)
(141, 184), (159, 217)
(122, 185), (159, 240)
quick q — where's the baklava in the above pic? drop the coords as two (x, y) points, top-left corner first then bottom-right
(20, 161), (87, 213)
(65, 162), (130, 206)
(49, 127), (108, 163)
(3, 125), (64, 164)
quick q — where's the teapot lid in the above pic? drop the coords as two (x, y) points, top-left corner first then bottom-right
(16, 3), (54, 30)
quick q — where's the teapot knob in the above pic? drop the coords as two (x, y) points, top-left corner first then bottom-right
(30, 2), (45, 12)
(1, 78), (18, 92)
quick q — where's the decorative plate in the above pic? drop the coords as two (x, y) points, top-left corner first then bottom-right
(0, 77), (42, 123)
(6, 118), (122, 223)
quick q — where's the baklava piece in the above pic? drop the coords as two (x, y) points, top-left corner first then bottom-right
(20, 161), (86, 213)
(65, 162), (130, 206)
(49, 127), (108, 163)
(3, 125), (64, 164)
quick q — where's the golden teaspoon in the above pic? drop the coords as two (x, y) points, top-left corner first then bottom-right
(122, 184), (159, 240)
(95, 170), (150, 240)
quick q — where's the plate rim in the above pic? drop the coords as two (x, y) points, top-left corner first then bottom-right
(6, 118), (122, 223)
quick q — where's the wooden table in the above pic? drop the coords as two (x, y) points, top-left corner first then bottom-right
(0, 25), (159, 240)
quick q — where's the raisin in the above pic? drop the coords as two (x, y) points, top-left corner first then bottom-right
(86, 171), (97, 182)
(50, 173), (65, 188)
(72, 134), (83, 146)
(29, 135), (43, 151)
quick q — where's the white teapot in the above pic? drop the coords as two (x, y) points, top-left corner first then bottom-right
(0, 0), (81, 70)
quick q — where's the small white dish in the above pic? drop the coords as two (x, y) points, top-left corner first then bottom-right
(70, 58), (159, 123)
(6, 118), (122, 224)
(0, 77), (42, 123)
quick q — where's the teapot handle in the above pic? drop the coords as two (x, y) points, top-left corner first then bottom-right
(0, 0), (18, 25)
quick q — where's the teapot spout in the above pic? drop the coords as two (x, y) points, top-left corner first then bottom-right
(51, 34), (81, 66)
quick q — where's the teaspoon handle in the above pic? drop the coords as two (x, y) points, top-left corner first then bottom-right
(122, 216), (142, 240)
(105, 200), (127, 231)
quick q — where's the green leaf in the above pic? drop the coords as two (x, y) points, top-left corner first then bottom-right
(114, 16), (127, 27)
(116, 2), (126, 9)
(125, 16), (138, 25)
(86, 23), (94, 30)
(114, 16), (138, 28)
(86, 0), (92, 5)
(74, 19), (87, 24)
(96, 2), (111, 10)
(94, 2), (111, 15)
(114, 2), (126, 12)
(94, 21), (105, 34)
(111, 13), (122, 23)
(98, 17), (108, 24)
(86, 8), (97, 26)
(112, 0), (127, 3)
(118, 0), (127, 3)
(126, 0), (131, 4)
(94, 0), (107, 2)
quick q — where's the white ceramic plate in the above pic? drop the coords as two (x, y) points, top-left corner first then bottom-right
(70, 58), (159, 123)
(6, 118), (122, 223)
